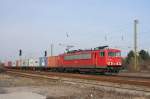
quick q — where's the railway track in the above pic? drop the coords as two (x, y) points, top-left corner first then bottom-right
(5, 69), (150, 86)
(5, 69), (150, 95)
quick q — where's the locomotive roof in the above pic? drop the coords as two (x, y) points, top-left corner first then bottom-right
(60, 48), (121, 55)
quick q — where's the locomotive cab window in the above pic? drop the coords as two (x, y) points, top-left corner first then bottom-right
(108, 52), (121, 57)
(108, 52), (115, 57)
(116, 52), (121, 56)
(100, 52), (105, 57)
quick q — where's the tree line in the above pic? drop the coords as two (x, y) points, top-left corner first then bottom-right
(123, 49), (150, 71)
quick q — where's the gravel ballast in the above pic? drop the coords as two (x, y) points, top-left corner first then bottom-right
(0, 73), (149, 99)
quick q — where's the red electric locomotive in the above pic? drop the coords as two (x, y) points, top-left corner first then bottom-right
(59, 46), (122, 73)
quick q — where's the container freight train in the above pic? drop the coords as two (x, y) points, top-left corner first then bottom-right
(4, 46), (122, 73)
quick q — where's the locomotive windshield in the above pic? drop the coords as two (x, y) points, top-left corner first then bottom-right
(108, 52), (121, 57)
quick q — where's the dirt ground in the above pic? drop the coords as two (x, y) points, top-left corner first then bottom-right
(0, 73), (150, 99)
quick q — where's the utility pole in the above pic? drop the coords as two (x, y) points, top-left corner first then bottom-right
(134, 19), (138, 71)
(50, 44), (53, 56)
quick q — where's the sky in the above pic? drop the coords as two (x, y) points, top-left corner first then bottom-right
(0, 0), (150, 61)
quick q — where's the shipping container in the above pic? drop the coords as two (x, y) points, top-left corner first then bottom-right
(8, 61), (12, 67)
(4, 62), (8, 67)
(22, 59), (29, 66)
(22, 59), (26, 66)
(18, 59), (23, 67)
(39, 57), (47, 66)
(16, 60), (19, 67)
(29, 58), (40, 67)
(12, 61), (16, 67)
(47, 56), (59, 67)
(4, 61), (11, 67)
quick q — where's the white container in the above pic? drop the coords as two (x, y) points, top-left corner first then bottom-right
(29, 58), (39, 67)
(22, 59), (29, 67)
(4, 61), (8, 67)
(18, 60), (23, 67)
(29, 58), (34, 67)
(12, 61), (16, 67)
(39, 57), (47, 66)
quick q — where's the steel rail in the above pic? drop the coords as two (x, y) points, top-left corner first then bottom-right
(5, 69), (150, 87)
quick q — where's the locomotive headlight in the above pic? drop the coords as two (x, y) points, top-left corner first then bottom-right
(116, 62), (119, 65)
(110, 62), (113, 65)
(118, 62), (121, 65)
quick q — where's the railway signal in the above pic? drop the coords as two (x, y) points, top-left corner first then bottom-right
(19, 49), (22, 56)
(44, 50), (47, 57)
(66, 32), (69, 38)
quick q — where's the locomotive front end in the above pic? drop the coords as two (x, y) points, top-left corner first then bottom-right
(106, 49), (122, 72)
